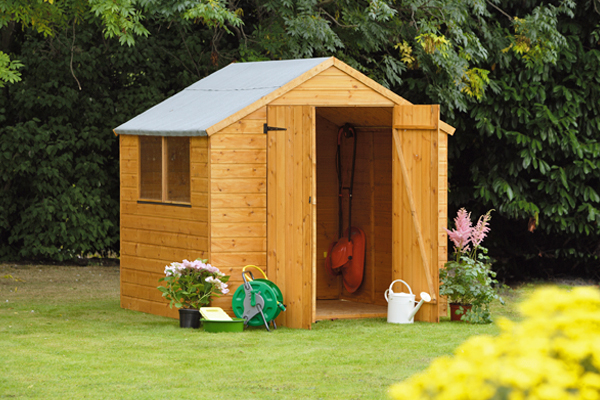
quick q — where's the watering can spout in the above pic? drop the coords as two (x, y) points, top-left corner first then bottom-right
(408, 292), (432, 321)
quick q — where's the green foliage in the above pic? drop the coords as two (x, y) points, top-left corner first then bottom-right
(0, 14), (220, 261)
(0, 52), (23, 88)
(448, 1), (600, 278)
(89, 0), (150, 46)
(440, 250), (503, 324)
(1, 0), (598, 276)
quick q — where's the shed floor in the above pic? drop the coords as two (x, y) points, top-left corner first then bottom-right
(315, 300), (387, 321)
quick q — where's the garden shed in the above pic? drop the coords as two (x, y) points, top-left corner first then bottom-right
(114, 57), (455, 329)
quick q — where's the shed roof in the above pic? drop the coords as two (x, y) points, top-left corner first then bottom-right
(114, 57), (331, 137)
(114, 57), (455, 137)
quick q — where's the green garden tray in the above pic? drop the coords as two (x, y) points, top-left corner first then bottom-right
(201, 318), (244, 333)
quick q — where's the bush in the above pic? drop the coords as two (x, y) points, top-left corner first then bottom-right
(389, 286), (600, 399)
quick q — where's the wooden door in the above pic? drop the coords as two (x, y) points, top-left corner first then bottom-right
(392, 104), (442, 322)
(266, 105), (316, 329)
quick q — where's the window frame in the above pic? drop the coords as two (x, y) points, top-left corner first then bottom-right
(138, 136), (191, 206)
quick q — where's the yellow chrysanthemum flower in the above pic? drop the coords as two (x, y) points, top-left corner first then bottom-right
(389, 286), (600, 400)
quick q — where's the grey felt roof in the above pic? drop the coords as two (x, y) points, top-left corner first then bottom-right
(114, 57), (331, 137)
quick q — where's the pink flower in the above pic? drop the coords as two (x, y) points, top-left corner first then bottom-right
(445, 208), (473, 253)
(471, 212), (492, 247)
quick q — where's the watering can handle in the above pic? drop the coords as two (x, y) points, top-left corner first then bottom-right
(387, 279), (413, 295)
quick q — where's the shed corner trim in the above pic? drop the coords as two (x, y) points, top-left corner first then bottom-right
(439, 121), (456, 136)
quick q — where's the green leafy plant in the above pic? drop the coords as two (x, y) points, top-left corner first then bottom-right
(157, 259), (230, 309)
(440, 208), (503, 323)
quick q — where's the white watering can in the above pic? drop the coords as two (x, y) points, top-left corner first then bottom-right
(384, 279), (431, 324)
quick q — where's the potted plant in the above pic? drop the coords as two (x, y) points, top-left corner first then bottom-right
(157, 258), (230, 328)
(439, 208), (503, 323)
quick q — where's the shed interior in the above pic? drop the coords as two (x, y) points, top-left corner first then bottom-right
(314, 106), (394, 321)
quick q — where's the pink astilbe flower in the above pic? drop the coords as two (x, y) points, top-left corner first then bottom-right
(445, 208), (473, 253)
(471, 211), (492, 248)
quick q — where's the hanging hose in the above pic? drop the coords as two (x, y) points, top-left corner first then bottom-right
(335, 123), (357, 241)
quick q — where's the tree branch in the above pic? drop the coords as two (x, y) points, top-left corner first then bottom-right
(319, 8), (358, 28)
(178, 26), (201, 78)
(486, 0), (513, 21)
(70, 19), (82, 90)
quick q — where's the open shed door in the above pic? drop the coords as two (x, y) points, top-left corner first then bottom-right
(266, 105), (316, 329)
(392, 104), (441, 322)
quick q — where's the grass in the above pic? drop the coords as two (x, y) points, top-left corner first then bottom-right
(1, 264), (527, 399)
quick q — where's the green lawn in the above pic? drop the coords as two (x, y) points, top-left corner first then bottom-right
(1, 263), (524, 399)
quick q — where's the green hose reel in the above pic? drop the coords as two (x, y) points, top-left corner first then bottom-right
(231, 266), (286, 331)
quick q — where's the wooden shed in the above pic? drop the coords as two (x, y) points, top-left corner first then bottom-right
(114, 57), (455, 329)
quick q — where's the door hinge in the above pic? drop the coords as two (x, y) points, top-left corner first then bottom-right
(263, 124), (287, 134)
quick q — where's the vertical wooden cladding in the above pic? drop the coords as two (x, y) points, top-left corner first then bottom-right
(120, 135), (209, 319)
(209, 107), (268, 313)
(267, 105), (315, 330)
(392, 105), (441, 322)
(437, 131), (449, 317)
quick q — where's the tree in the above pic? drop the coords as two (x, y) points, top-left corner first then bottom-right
(0, 0), (241, 86)
(447, 0), (600, 280)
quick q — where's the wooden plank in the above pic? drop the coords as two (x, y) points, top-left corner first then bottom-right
(120, 160), (137, 175)
(211, 237), (267, 253)
(121, 241), (208, 261)
(210, 222), (266, 237)
(121, 214), (208, 237)
(392, 128), (436, 301)
(122, 281), (165, 303)
(121, 267), (163, 287)
(190, 162), (208, 178)
(332, 59), (411, 106)
(206, 58), (335, 135)
(308, 106), (317, 323)
(120, 145), (139, 161)
(210, 252), (267, 267)
(121, 201), (208, 223)
(190, 146), (209, 162)
(297, 74), (373, 90)
(217, 120), (265, 134)
(245, 107), (267, 120)
(191, 192), (208, 208)
(121, 254), (179, 275)
(211, 207), (266, 223)
(393, 105), (439, 130)
(270, 90), (395, 106)
(121, 227), (209, 250)
(211, 178), (266, 194)
(439, 120), (456, 135)
(210, 134), (267, 149)
(120, 135), (137, 148)
(210, 149), (266, 164)
(121, 294), (178, 319)
(211, 193), (266, 208)
(211, 164), (266, 179)
(121, 173), (136, 188)
(121, 187), (138, 202)
(315, 300), (387, 321)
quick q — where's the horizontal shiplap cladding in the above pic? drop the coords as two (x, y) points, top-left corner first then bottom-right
(121, 256), (260, 286)
(210, 111), (268, 274)
(120, 135), (210, 313)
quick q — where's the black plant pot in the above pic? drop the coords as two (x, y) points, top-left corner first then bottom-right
(178, 308), (201, 328)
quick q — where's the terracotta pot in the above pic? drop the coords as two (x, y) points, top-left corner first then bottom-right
(449, 303), (472, 321)
(178, 308), (201, 328)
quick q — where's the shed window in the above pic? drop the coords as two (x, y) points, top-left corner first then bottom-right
(139, 136), (190, 203)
